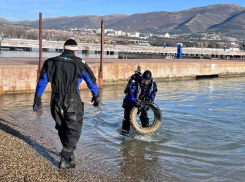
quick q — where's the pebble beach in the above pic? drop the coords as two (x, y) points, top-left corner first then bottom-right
(0, 110), (112, 182)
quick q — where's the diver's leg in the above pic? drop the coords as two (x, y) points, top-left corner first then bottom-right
(60, 100), (84, 168)
(122, 107), (132, 135)
(50, 100), (66, 146)
(140, 108), (149, 127)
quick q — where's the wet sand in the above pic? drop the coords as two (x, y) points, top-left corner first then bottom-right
(0, 110), (112, 182)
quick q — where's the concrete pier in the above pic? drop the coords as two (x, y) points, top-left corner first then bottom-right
(1, 57), (245, 94)
(2, 39), (245, 58)
(119, 52), (166, 59)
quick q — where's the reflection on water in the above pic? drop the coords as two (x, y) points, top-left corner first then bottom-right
(1, 77), (245, 181)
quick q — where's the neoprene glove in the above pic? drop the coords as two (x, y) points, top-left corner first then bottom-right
(91, 95), (99, 107)
(33, 94), (42, 112)
(135, 100), (143, 108)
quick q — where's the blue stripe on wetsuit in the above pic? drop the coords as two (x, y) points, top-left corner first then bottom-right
(150, 82), (157, 100)
(125, 82), (157, 103)
(125, 84), (138, 104)
(77, 71), (98, 96)
(35, 73), (48, 95)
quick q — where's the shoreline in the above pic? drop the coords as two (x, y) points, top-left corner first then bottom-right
(0, 110), (111, 181)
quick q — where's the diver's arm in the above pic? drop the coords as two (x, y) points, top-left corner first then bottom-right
(150, 82), (157, 101)
(81, 70), (98, 96)
(81, 68), (99, 107)
(33, 61), (49, 111)
(79, 60), (98, 96)
(125, 84), (138, 104)
(35, 61), (49, 96)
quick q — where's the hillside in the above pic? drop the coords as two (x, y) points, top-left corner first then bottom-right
(1, 4), (245, 37)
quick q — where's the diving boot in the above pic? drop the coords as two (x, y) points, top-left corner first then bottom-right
(122, 119), (130, 135)
(122, 129), (129, 136)
(122, 120), (130, 136)
(59, 158), (76, 169)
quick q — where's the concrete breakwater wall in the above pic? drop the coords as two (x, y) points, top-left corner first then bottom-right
(119, 52), (166, 59)
(1, 60), (245, 94)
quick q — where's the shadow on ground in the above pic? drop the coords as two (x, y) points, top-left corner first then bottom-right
(0, 118), (59, 166)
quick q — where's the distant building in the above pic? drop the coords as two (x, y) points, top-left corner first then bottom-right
(231, 42), (239, 47)
(115, 30), (123, 36)
(127, 40), (150, 46)
(127, 32), (140, 38)
(105, 31), (115, 36)
(131, 32), (140, 38)
(104, 29), (114, 33)
(164, 33), (170, 38)
(96, 29), (101, 34)
(121, 32), (127, 36)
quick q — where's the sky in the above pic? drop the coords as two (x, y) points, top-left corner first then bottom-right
(0, 0), (245, 21)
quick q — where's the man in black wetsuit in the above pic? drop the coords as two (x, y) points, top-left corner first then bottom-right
(122, 70), (157, 135)
(33, 39), (99, 168)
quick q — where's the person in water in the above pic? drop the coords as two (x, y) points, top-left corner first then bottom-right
(33, 39), (99, 169)
(122, 70), (157, 135)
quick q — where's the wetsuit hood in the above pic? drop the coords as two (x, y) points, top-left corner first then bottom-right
(142, 70), (152, 80)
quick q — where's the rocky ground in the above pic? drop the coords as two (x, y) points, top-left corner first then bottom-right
(0, 110), (112, 182)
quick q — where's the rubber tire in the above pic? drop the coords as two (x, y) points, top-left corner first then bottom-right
(130, 102), (162, 135)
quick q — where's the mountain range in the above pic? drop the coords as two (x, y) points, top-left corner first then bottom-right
(0, 4), (245, 37)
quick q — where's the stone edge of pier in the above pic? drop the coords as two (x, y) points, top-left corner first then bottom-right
(1, 58), (245, 94)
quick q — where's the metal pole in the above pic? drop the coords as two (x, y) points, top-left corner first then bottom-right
(37, 12), (42, 81)
(0, 41), (1, 54)
(137, 65), (141, 72)
(98, 20), (104, 87)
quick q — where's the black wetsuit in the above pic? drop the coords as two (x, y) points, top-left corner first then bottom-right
(35, 50), (98, 160)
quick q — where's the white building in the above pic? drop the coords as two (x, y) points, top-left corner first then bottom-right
(115, 30), (123, 36)
(96, 29), (101, 34)
(106, 31), (115, 36)
(128, 40), (150, 46)
(129, 32), (140, 38)
(104, 29), (114, 33)
(164, 33), (170, 38)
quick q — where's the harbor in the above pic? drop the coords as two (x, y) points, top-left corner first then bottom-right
(1, 3), (245, 181)
(1, 39), (245, 59)
(1, 77), (245, 181)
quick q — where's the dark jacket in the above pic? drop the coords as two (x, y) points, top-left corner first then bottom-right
(35, 50), (98, 96)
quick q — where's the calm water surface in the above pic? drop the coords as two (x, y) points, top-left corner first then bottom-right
(0, 50), (118, 58)
(0, 77), (245, 182)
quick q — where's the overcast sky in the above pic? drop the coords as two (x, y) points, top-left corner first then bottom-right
(0, 0), (245, 21)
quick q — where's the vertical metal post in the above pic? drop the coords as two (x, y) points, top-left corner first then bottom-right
(0, 41), (1, 54)
(37, 12), (42, 81)
(137, 65), (141, 72)
(98, 20), (104, 87)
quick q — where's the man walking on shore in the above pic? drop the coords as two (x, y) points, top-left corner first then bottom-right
(33, 39), (99, 169)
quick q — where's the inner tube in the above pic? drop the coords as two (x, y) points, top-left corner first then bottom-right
(129, 102), (162, 135)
